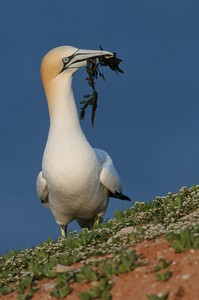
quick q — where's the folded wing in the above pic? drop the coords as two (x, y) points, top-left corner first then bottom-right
(36, 171), (49, 208)
(94, 148), (130, 201)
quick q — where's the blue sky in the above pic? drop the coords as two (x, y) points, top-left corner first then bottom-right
(1, 0), (199, 255)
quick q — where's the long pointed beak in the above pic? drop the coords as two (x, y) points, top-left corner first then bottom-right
(76, 48), (114, 60)
(63, 48), (114, 71)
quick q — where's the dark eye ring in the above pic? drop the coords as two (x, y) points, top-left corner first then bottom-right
(62, 57), (70, 64)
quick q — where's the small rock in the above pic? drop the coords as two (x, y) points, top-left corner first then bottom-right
(52, 264), (76, 273)
(91, 281), (100, 288)
(181, 273), (190, 280)
(190, 249), (195, 253)
(112, 276), (119, 286)
(43, 282), (56, 291)
(157, 251), (164, 259)
(107, 226), (135, 243)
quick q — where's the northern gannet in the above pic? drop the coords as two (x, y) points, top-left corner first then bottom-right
(36, 46), (130, 237)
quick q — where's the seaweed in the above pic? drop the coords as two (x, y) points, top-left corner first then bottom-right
(80, 46), (123, 126)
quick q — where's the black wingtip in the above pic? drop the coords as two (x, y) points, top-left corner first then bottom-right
(110, 191), (131, 201)
(120, 194), (131, 201)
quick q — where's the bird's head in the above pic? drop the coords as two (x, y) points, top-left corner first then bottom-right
(40, 45), (113, 86)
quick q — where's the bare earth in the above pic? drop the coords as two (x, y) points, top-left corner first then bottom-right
(2, 237), (199, 300)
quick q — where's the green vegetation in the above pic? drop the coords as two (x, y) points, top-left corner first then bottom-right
(51, 281), (72, 298)
(0, 185), (199, 299)
(79, 278), (112, 300)
(167, 226), (199, 252)
(147, 293), (169, 300)
(152, 258), (172, 272)
(152, 258), (173, 282)
(154, 270), (173, 282)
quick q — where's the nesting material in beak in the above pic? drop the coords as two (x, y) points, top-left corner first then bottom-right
(80, 48), (124, 126)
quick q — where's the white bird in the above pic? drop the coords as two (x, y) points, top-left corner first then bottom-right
(36, 46), (130, 237)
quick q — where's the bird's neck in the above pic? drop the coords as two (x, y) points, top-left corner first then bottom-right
(45, 76), (81, 131)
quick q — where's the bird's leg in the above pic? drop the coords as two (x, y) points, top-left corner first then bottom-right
(60, 224), (67, 237)
(95, 216), (103, 224)
(90, 215), (103, 228)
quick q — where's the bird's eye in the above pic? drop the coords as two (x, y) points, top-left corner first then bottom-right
(62, 57), (70, 64)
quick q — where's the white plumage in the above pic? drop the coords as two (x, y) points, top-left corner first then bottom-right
(36, 46), (130, 236)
